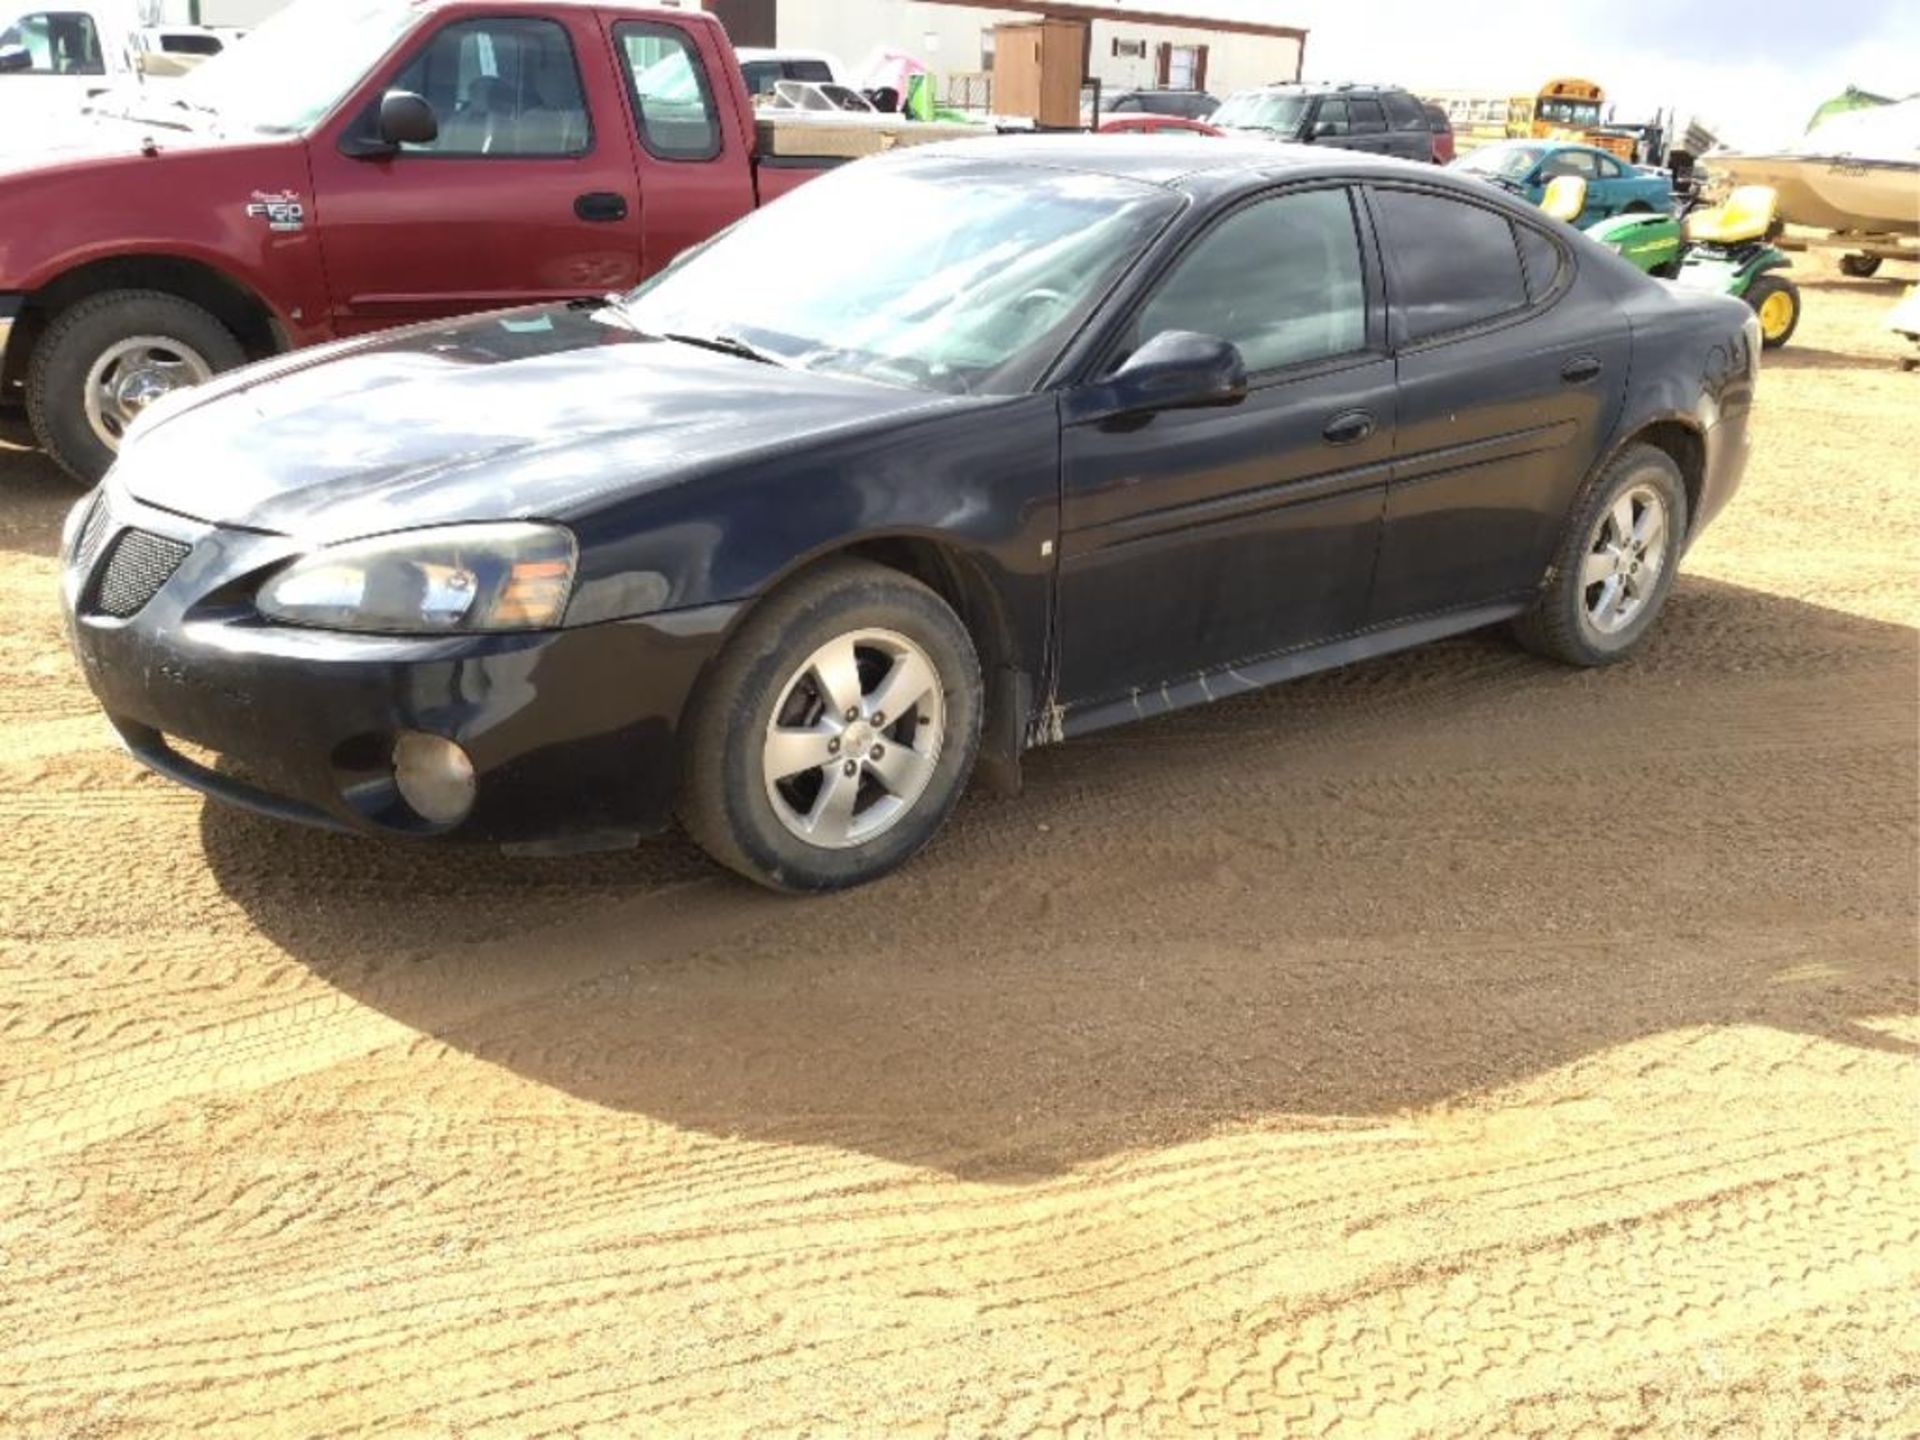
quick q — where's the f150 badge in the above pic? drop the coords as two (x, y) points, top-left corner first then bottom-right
(245, 189), (306, 232)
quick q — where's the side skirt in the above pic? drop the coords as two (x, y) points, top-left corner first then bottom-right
(1052, 598), (1530, 742)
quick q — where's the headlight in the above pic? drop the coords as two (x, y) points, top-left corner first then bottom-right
(257, 522), (577, 633)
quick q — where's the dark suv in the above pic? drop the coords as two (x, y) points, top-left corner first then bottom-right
(1212, 83), (1437, 163)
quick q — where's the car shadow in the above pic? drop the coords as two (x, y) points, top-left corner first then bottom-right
(0, 413), (75, 561)
(199, 576), (1918, 1181)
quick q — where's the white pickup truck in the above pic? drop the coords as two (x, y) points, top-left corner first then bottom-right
(0, 2), (232, 137)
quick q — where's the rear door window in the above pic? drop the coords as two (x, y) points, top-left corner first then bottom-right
(1371, 188), (1529, 342)
(1347, 97), (1387, 134)
(616, 21), (721, 160)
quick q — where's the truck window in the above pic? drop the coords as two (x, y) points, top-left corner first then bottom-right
(386, 17), (590, 157)
(0, 11), (105, 75)
(615, 22), (720, 161)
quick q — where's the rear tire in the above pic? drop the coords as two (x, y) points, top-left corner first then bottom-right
(1745, 273), (1800, 349)
(679, 559), (983, 892)
(1513, 443), (1689, 668)
(1839, 253), (1881, 278)
(25, 290), (245, 486)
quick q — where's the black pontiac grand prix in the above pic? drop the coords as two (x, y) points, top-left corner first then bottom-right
(61, 138), (1759, 891)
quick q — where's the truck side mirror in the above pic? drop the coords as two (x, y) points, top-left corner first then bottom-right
(378, 90), (439, 147)
(1311, 120), (1337, 140)
(0, 45), (32, 74)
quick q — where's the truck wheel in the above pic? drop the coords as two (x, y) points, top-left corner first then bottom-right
(25, 290), (245, 486)
(1839, 253), (1881, 278)
(679, 559), (982, 893)
(1746, 274), (1800, 348)
(1513, 443), (1689, 668)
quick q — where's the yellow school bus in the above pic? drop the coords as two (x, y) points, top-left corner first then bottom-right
(1518, 78), (1635, 158)
(1528, 77), (1604, 133)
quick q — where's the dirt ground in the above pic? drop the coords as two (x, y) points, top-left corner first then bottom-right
(0, 250), (1915, 1439)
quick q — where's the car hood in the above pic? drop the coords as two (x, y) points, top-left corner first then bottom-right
(0, 106), (231, 172)
(115, 306), (971, 543)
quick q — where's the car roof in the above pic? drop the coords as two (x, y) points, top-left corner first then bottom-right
(1236, 81), (1410, 96)
(887, 134), (1487, 198)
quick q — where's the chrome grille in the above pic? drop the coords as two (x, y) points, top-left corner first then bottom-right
(87, 529), (191, 619)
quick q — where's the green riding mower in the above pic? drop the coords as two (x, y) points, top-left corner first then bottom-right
(1542, 176), (1801, 348)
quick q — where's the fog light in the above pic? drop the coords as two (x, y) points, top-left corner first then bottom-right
(393, 731), (476, 825)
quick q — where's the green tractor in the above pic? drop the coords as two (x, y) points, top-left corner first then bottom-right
(1542, 176), (1801, 348)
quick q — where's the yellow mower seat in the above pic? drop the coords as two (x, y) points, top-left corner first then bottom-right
(1541, 175), (1588, 223)
(1685, 185), (1778, 245)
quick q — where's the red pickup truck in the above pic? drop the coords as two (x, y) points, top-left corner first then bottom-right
(0, 0), (853, 483)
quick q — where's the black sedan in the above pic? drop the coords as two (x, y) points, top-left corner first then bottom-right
(61, 138), (1759, 891)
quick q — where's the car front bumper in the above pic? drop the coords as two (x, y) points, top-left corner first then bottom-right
(60, 484), (736, 848)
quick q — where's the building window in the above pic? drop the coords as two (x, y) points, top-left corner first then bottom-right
(1154, 42), (1208, 92)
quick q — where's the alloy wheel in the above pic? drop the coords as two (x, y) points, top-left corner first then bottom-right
(1579, 482), (1670, 637)
(762, 627), (945, 849)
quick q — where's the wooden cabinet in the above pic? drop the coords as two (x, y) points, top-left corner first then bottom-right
(990, 18), (1087, 128)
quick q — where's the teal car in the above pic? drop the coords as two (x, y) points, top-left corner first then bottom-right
(1451, 141), (1673, 226)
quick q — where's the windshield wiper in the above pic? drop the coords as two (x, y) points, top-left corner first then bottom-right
(662, 331), (785, 367)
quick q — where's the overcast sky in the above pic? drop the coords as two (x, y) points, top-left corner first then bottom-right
(1259, 0), (1919, 149)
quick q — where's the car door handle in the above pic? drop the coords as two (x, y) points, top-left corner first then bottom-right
(1322, 409), (1375, 446)
(574, 192), (629, 223)
(1561, 354), (1603, 384)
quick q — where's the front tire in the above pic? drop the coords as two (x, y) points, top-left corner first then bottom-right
(25, 290), (245, 486)
(1513, 443), (1689, 667)
(679, 559), (983, 892)
(1839, 253), (1881, 278)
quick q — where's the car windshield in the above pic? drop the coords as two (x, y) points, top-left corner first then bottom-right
(171, 0), (418, 134)
(1211, 91), (1310, 135)
(1458, 144), (1545, 181)
(618, 159), (1183, 396)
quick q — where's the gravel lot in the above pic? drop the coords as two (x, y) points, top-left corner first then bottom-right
(1, 249), (1915, 1438)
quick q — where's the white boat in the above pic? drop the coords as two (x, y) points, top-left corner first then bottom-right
(1708, 97), (1920, 236)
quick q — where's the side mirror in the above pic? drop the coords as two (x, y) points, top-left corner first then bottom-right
(1311, 121), (1337, 140)
(0, 45), (32, 74)
(1101, 331), (1248, 416)
(378, 89), (438, 147)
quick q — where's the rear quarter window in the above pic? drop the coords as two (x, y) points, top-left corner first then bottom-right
(1384, 91), (1427, 130)
(1371, 188), (1530, 342)
(1514, 222), (1566, 303)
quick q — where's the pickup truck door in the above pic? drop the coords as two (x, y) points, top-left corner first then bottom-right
(307, 9), (645, 334)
